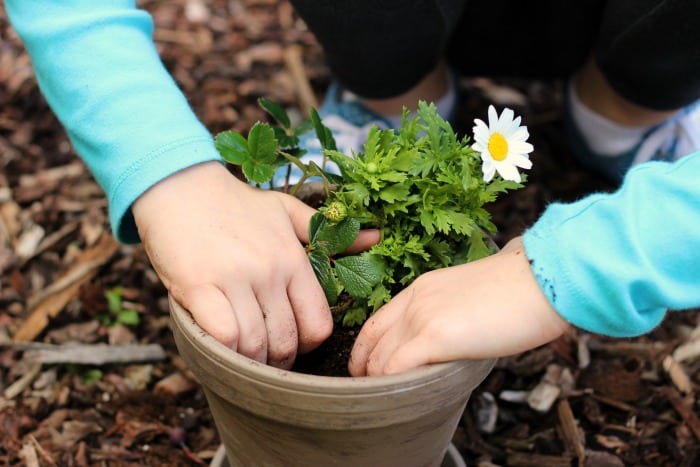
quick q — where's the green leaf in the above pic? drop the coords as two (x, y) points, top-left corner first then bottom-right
(239, 122), (279, 184)
(378, 184), (410, 203)
(82, 369), (103, 386)
(308, 250), (338, 305)
(309, 214), (360, 256)
(215, 131), (249, 165)
(335, 253), (383, 298)
(247, 122), (278, 163)
(242, 160), (276, 184)
(467, 231), (492, 262)
(310, 107), (336, 151)
(316, 217), (360, 256)
(258, 98), (290, 128)
(308, 212), (326, 244)
(342, 307), (368, 327)
(116, 309), (140, 326)
(105, 286), (123, 314)
(272, 126), (298, 149)
(294, 119), (314, 137)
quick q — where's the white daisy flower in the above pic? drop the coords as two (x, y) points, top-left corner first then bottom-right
(472, 105), (534, 183)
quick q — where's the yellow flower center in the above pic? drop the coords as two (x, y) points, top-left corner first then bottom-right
(488, 133), (508, 161)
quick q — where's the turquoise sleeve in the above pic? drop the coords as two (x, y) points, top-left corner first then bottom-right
(522, 151), (700, 337)
(6, 0), (223, 243)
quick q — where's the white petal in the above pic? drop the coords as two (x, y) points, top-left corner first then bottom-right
(482, 164), (496, 182)
(495, 162), (522, 182)
(509, 140), (534, 155)
(487, 105), (499, 129)
(508, 154), (533, 169)
(495, 108), (515, 134)
(472, 121), (490, 145)
(509, 126), (530, 142)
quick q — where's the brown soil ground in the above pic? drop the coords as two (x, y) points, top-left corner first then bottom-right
(1, 1), (698, 466)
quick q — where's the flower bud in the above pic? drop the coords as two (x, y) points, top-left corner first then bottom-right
(324, 201), (348, 222)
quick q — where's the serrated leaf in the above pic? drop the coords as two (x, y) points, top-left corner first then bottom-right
(308, 250), (338, 305)
(242, 160), (276, 184)
(258, 97), (290, 128)
(314, 217), (360, 256)
(335, 253), (383, 298)
(238, 123), (278, 183)
(308, 212), (325, 244)
(247, 122), (278, 163)
(342, 307), (368, 327)
(378, 184), (410, 203)
(215, 131), (249, 165)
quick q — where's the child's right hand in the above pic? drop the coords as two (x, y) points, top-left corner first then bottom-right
(132, 161), (378, 369)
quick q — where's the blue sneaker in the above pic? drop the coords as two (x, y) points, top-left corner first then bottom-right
(272, 82), (394, 187)
(565, 85), (700, 181)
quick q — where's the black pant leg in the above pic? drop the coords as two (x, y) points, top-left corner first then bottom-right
(290, 1), (700, 110)
(446, 0), (606, 79)
(594, 0), (700, 110)
(289, 0), (467, 98)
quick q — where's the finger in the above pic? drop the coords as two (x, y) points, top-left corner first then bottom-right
(345, 229), (381, 254)
(381, 336), (434, 375)
(364, 325), (403, 376)
(179, 284), (240, 349)
(226, 285), (268, 363)
(277, 192), (318, 244)
(348, 291), (409, 375)
(257, 286), (299, 369)
(287, 259), (333, 354)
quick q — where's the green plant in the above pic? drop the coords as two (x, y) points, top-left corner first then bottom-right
(97, 286), (140, 327)
(215, 99), (531, 325)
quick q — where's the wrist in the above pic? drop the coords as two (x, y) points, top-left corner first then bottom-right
(500, 236), (570, 343)
(132, 161), (234, 234)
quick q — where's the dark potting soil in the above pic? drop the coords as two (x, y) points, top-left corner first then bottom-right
(291, 323), (361, 377)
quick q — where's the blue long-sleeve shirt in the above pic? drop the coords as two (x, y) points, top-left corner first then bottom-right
(6, 0), (222, 243)
(7, 0), (700, 338)
(523, 153), (700, 337)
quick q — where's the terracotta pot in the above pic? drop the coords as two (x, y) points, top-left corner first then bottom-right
(170, 297), (494, 467)
(210, 441), (467, 467)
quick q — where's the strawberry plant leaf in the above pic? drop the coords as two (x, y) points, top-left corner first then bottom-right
(335, 253), (383, 298)
(215, 131), (249, 165)
(294, 119), (314, 137)
(308, 250), (338, 305)
(272, 126), (298, 150)
(242, 160), (276, 184)
(247, 122), (278, 163)
(258, 97), (290, 129)
(310, 107), (336, 151)
(243, 122), (279, 183)
(309, 212), (326, 244)
(315, 217), (360, 256)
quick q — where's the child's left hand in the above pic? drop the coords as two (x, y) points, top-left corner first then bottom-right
(348, 236), (570, 376)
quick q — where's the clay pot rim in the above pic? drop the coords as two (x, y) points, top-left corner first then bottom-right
(170, 294), (472, 393)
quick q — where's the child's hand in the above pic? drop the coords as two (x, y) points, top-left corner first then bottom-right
(133, 161), (378, 369)
(348, 237), (569, 376)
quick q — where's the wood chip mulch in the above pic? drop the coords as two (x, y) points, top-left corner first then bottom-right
(1, 1), (698, 466)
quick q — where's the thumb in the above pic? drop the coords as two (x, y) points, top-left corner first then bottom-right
(278, 191), (381, 251)
(277, 192), (317, 243)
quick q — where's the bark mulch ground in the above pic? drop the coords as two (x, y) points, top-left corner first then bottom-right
(1, 1), (698, 466)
